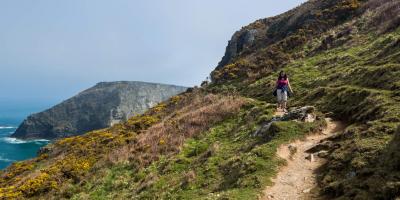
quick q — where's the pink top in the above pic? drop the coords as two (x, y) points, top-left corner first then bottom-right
(277, 79), (288, 89)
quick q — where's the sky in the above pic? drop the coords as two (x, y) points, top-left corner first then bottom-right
(0, 0), (305, 108)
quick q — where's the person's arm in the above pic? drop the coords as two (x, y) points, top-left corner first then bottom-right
(287, 79), (293, 93)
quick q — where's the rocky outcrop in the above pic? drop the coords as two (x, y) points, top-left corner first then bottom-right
(217, 28), (261, 68)
(253, 106), (317, 137)
(12, 81), (187, 139)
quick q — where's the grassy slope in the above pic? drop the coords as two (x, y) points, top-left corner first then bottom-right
(245, 28), (400, 199)
(0, 92), (326, 200)
(212, 4), (400, 198)
(70, 101), (324, 200)
(1, 0), (400, 199)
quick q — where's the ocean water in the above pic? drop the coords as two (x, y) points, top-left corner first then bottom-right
(0, 117), (50, 170)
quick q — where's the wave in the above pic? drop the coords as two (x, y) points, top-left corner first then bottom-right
(0, 137), (50, 144)
(0, 126), (16, 129)
(0, 156), (15, 162)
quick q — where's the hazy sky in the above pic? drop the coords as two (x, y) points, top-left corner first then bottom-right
(0, 0), (305, 105)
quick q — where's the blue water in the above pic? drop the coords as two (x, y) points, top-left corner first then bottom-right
(0, 120), (50, 169)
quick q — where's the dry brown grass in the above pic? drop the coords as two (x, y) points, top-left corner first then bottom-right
(364, 0), (400, 32)
(105, 93), (246, 167)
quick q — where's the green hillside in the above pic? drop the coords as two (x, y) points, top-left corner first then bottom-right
(1, 0), (399, 199)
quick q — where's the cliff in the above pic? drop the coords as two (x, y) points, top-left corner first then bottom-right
(1, 0), (400, 199)
(12, 81), (187, 139)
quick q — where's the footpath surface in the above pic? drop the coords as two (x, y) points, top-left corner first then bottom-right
(262, 115), (345, 200)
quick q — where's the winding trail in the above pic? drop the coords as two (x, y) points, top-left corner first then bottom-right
(262, 114), (345, 200)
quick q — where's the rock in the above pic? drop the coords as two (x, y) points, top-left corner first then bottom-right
(288, 144), (298, 159)
(217, 29), (259, 67)
(252, 106), (317, 137)
(288, 144), (297, 152)
(325, 112), (335, 118)
(253, 123), (272, 137)
(281, 106), (316, 121)
(347, 171), (356, 178)
(316, 150), (330, 158)
(12, 81), (187, 139)
(304, 113), (316, 123)
(303, 188), (312, 193)
(306, 154), (315, 162)
(252, 117), (280, 137)
(306, 141), (334, 153)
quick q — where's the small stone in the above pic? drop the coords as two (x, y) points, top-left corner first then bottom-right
(305, 154), (315, 162)
(304, 113), (316, 122)
(316, 150), (329, 158)
(303, 188), (312, 193)
(347, 171), (356, 178)
(288, 144), (298, 156)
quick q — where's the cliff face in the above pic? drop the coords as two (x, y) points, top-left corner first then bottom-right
(12, 81), (187, 139)
(1, 0), (400, 199)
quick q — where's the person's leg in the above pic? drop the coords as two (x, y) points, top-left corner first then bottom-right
(277, 89), (282, 111)
(282, 91), (288, 112)
(283, 101), (287, 112)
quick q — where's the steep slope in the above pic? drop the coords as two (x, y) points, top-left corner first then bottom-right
(209, 0), (400, 198)
(12, 81), (187, 139)
(1, 0), (400, 199)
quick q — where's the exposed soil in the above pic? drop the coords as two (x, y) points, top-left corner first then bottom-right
(261, 117), (345, 200)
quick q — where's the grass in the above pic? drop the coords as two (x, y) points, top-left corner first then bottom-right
(0, 92), (245, 199)
(209, 15), (400, 198)
(65, 8), (400, 200)
(259, 29), (400, 199)
(70, 101), (325, 200)
(1, 1), (400, 199)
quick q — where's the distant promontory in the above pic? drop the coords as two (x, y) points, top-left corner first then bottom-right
(12, 81), (187, 139)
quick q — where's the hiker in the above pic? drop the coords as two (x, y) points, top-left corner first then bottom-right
(275, 71), (293, 112)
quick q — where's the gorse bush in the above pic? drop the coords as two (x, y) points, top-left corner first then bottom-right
(105, 94), (246, 168)
(72, 100), (325, 199)
(1, 0), (400, 199)
(0, 90), (245, 199)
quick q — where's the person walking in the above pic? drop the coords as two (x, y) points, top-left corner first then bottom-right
(275, 71), (293, 112)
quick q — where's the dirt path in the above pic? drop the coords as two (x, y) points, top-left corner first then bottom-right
(261, 117), (345, 200)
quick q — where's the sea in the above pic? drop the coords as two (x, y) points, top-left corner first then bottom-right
(0, 102), (52, 170)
